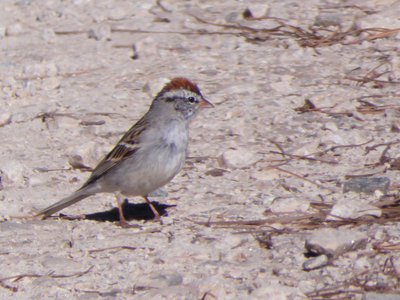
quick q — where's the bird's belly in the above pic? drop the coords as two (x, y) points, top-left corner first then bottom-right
(106, 142), (186, 196)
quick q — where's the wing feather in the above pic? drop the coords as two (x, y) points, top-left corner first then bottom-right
(80, 116), (148, 188)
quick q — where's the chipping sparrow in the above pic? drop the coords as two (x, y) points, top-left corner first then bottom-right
(36, 77), (213, 227)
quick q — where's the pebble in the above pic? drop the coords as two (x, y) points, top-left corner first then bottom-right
(244, 4), (269, 18)
(327, 193), (382, 220)
(219, 149), (261, 169)
(302, 254), (329, 271)
(269, 197), (310, 213)
(314, 13), (344, 27)
(205, 168), (227, 177)
(0, 112), (12, 127)
(67, 141), (104, 168)
(305, 228), (368, 259)
(343, 177), (390, 194)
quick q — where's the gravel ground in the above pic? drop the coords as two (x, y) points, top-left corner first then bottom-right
(1, 0), (400, 299)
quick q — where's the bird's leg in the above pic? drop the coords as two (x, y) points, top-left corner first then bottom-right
(143, 195), (161, 221)
(115, 193), (142, 228)
(116, 194), (129, 227)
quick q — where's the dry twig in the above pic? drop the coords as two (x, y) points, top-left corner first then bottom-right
(0, 266), (93, 292)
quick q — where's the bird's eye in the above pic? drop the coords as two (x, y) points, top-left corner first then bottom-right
(187, 96), (197, 103)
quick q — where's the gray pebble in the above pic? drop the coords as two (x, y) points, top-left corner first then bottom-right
(343, 177), (390, 194)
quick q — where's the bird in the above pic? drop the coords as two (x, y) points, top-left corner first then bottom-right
(36, 77), (213, 227)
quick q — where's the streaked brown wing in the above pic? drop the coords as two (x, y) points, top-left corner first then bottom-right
(80, 116), (147, 188)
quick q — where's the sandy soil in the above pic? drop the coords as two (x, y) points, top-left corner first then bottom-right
(1, 0), (400, 299)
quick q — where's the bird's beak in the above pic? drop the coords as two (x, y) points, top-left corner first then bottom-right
(199, 97), (214, 108)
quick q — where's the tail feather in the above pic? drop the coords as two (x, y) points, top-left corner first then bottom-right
(36, 189), (94, 219)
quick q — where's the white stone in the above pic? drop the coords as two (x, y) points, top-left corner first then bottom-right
(270, 197), (310, 213)
(327, 193), (382, 220)
(245, 4), (269, 18)
(219, 149), (261, 169)
(67, 141), (105, 168)
(305, 228), (368, 258)
(0, 112), (12, 127)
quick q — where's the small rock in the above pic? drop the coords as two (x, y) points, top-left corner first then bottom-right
(270, 197), (310, 213)
(314, 13), (344, 27)
(343, 177), (390, 194)
(205, 168), (227, 177)
(327, 193), (382, 220)
(219, 149), (261, 169)
(0, 112), (12, 127)
(66, 141), (104, 168)
(305, 228), (368, 259)
(303, 254), (329, 271)
(243, 4), (269, 19)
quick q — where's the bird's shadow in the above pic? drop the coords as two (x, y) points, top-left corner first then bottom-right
(84, 200), (174, 223)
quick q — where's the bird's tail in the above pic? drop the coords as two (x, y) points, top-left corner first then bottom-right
(35, 188), (94, 219)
